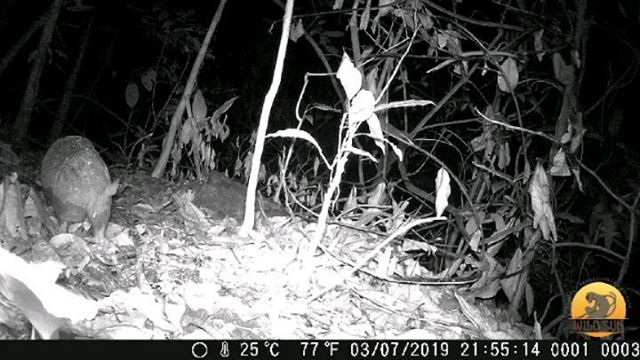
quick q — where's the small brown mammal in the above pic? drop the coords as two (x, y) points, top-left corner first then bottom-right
(41, 136), (119, 241)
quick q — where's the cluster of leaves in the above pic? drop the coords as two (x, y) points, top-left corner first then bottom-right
(269, 0), (639, 332)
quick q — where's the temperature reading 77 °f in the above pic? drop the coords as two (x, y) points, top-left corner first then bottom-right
(240, 341), (280, 358)
(301, 341), (339, 358)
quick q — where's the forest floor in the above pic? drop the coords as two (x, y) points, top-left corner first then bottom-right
(0, 152), (534, 339)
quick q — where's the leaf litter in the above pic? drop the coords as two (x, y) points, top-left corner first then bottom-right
(0, 171), (538, 339)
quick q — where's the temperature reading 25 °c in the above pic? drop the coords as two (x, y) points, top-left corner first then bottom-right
(240, 341), (280, 358)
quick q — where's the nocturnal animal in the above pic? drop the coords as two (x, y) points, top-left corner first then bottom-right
(41, 136), (119, 241)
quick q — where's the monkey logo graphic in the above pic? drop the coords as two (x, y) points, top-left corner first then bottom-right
(570, 281), (626, 338)
(581, 291), (617, 319)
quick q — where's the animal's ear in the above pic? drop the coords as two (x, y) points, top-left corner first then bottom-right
(104, 179), (119, 196)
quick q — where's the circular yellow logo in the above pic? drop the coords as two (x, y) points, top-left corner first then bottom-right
(570, 281), (626, 338)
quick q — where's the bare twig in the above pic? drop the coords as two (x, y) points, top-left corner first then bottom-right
(308, 216), (446, 303)
(475, 108), (558, 143)
(349, 0), (362, 63)
(423, 0), (524, 31)
(550, 242), (624, 262)
(376, 23), (418, 104)
(579, 163), (639, 215)
(617, 188), (640, 285)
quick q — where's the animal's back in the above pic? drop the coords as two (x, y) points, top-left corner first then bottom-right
(41, 136), (117, 237)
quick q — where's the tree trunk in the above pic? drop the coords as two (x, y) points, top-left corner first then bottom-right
(12, 0), (64, 145)
(48, 15), (95, 145)
(0, 11), (48, 78)
(151, 0), (228, 178)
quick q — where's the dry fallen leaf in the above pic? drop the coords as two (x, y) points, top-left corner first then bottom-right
(0, 248), (98, 338)
(529, 163), (557, 242)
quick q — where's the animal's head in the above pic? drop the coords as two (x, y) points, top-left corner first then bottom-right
(89, 179), (119, 239)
